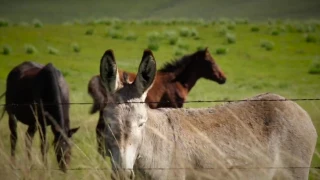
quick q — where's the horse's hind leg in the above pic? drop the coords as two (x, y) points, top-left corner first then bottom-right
(8, 114), (17, 164)
(39, 125), (48, 167)
(25, 125), (37, 161)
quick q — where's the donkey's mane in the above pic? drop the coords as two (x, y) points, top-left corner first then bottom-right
(158, 50), (200, 73)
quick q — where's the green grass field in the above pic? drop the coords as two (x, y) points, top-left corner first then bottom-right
(0, 18), (320, 179)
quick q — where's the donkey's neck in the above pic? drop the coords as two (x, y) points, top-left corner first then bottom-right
(136, 109), (177, 178)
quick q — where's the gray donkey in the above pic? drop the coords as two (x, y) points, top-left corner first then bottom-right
(99, 49), (317, 180)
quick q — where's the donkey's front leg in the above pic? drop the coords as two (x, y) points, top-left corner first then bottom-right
(39, 125), (49, 167)
(25, 125), (37, 161)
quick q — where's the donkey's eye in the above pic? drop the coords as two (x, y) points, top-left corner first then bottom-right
(138, 122), (145, 127)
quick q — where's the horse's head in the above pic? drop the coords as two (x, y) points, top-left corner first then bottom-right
(53, 127), (80, 172)
(100, 49), (156, 180)
(196, 47), (226, 84)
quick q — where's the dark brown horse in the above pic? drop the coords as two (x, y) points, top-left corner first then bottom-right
(89, 48), (226, 157)
(0, 61), (79, 172)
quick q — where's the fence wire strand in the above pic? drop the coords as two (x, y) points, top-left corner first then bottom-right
(3, 166), (320, 171)
(0, 98), (320, 107)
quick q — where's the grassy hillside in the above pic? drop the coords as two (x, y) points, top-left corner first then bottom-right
(0, 19), (320, 179)
(1, 0), (320, 23)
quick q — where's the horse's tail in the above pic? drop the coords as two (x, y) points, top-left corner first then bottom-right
(0, 92), (6, 120)
(88, 75), (106, 114)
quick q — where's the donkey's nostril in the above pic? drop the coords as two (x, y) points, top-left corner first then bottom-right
(128, 170), (135, 179)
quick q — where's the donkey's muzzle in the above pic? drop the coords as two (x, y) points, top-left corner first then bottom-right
(126, 170), (135, 180)
(112, 169), (135, 180)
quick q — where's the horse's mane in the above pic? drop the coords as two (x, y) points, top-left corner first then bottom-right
(158, 51), (198, 73)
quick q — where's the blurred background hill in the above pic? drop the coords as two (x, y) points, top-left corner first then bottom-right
(1, 0), (320, 23)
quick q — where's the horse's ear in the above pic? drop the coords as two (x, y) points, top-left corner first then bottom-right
(204, 47), (209, 52)
(68, 127), (80, 137)
(134, 49), (157, 97)
(100, 50), (119, 94)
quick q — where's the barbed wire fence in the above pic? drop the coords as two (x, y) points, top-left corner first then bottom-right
(0, 166), (320, 171)
(0, 98), (320, 107)
(0, 98), (320, 172)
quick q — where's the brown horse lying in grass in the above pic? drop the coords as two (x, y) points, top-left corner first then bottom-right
(100, 49), (317, 180)
(89, 48), (226, 157)
(0, 61), (79, 172)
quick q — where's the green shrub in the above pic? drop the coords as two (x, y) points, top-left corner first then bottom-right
(251, 26), (260, 32)
(124, 32), (137, 41)
(94, 18), (112, 25)
(202, 22), (210, 27)
(147, 31), (162, 41)
(147, 40), (160, 51)
(25, 44), (37, 54)
(107, 28), (123, 39)
(215, 47), (227, 55)
(18, 21), (29, 26)
(85, 29), (94, 35)
(0, 19), (9, 27)
(177, 40), (189, 50)
(128, 19), (139, 25)
(308, 57), (320, 74)
(32, 19), (43, 28)
(163, 30), (179, 45)
(195, 18), (205, 25)
(271, 30), (279, 36)
(226, 33), (236, 44)
(168, 36), (179, 45)
(112, 23), (122, 30)
(163, 30), (176, 37)
(174, 48), (186, 57)
(218, 18), (229, 25)
(260, 40), (274, 51)
(62, 21), (73, 26)
(73, 19), (83, 25)
(227, 22), (236, 30)
(72, 43), (80, 53)
(209, 20), (216, 26)
(218, 26), (228, 36)
(235, 18), (249, 24)
(179, 27), (190, 37)
(190, 28), (199, 39)
(196, 45), (206, 51)
(2, 45), (12, 55)
(305, 34), (317, 43)
(48, 46), (59, 55)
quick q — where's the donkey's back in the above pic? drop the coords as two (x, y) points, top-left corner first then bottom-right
(150, 93), (317, 180)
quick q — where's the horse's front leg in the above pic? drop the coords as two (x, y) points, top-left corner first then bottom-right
(25, 125), (37, 161)
(9, 114), (17, 165)
(39, 125), (49, 167)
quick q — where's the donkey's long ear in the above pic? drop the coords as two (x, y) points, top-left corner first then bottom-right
(134, 50), (157, 96)
(100, 50), (119, 94)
